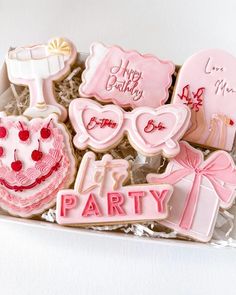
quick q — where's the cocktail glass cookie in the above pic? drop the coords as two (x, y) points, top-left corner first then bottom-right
(6, 37), (77, 121)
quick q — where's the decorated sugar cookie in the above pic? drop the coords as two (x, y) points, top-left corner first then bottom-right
(147, 141), (236, 242)
(69, 98), (190, 157)
(0, 113), (76, 217)
(172, 49), (236, 151)
(79, 42), (174, 108)
(6, 37), (77, 121)
(56, 152), (173, 225)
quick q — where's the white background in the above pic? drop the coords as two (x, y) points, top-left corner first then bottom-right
(1, 0), (236, 294)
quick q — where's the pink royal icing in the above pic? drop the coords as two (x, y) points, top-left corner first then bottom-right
(56, 152), (173, 225)
(6, 37), (77, 122)
(147, 141), (236, 242)
(79, 42), (175, 108)
(0, 114), (76, 217)
(172, 49), (236, 151)
(69, 98), (190, 157)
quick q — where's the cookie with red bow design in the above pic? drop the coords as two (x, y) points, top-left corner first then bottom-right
(0, 113), (76, 217)
(147, 141), (236, 242)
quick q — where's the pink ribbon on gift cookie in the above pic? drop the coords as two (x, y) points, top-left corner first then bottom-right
(147, 141), (236, 231)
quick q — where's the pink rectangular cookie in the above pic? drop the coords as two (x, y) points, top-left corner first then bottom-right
(80, 42), (174, 108)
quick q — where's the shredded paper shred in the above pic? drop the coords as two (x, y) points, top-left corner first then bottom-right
(2, 62), (236, 248)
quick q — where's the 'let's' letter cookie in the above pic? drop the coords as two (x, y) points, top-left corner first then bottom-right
(56, 152), (173, 225)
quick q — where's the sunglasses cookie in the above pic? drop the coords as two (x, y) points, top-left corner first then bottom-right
(147, 141), (236, 242)
(79, 42), (174, 108)
(172, 49), (236, 151)
(56, 152), (173, 225)
(69, 98), (190, 157)
(6, 37), (77, 122)
(0, 113), (76, 217)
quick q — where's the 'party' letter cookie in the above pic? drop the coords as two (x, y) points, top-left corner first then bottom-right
(0, 113), (76, 217)
(172, 49), (236, 151)
(80, 42), (174, 108)
(56, 152), (173, 225)
(147, 141), (236, 242)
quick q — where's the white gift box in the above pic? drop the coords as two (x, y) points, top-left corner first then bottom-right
(159, 163), (222, 242)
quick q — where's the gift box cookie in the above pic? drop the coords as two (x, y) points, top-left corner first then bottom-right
(147, 141), (236, 242)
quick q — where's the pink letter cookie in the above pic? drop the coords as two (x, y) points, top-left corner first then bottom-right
(172, 49), (236, 151)
(69, 98), (190, 157)
(147, 141), (236, 242)
(79, 42), (174, 108)
(0, 113), (76, 217)
(56, 152), (173, 225)
(6, 37), (77, 122)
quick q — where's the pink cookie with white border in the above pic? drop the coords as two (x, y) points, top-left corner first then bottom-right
(56, 151), (173, 225)
(147, 141), (236, 242)
(69, 98), (190, 158)
(172, 49), (236, 151)
(79, 42), (174, 108)
(0, 113), (76, 217)
(6, 37), (77, 122)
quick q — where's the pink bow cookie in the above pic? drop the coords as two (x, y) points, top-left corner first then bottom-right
(69, 98), (191, 157)
(80, 42), (174, 108)
(147, 141), (236, 242)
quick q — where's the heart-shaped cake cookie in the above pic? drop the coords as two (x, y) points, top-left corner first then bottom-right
(0, 114), (76, 217)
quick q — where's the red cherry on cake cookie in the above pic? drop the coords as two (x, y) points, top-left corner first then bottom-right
(40, 118), (52, 139)
(11, 149), (22, 172)
(18, 121), (29, 141)
(0, 126), (7, 138)
(11, 161), (22, 172)
(31, 150), (43, 161)
(0, 146), (4, 157)
(40, 127), (51, 139)
(31, 139), (43, 161)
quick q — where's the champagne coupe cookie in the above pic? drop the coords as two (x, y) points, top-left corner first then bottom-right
(69, 98), (190, 158)
(0, 113), (76, 217)
(79, 42), (174, 108)
(147, 141), (236, 242)
(172, 49), (236, 151)
(56, 152), (173, 225)
(6, 37), (77, 122)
